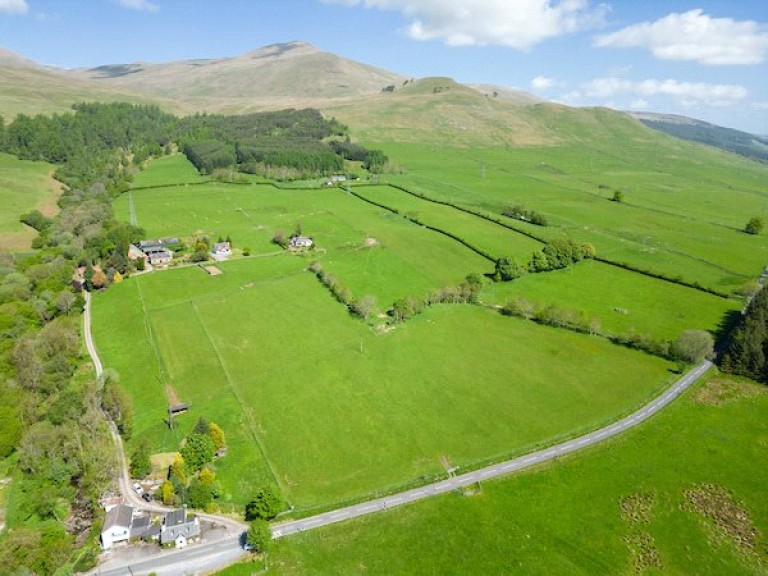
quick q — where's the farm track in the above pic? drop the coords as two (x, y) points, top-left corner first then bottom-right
(84, 290), (712, 574)
(83, 291), (249, 575)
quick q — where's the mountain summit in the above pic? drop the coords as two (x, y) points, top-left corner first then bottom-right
(66, 41), (406, 111)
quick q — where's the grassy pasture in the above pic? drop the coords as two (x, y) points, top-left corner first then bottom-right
(0, 152), (60, 252)
(264, 374), (768, 575)
(481, 259), (740, 341)
(372, 141), (768, 293)
(353, 184), (542, 260)
(93, 260), (676, 511)
(114, 177), (490, 304)
(131, 154), (209, 188)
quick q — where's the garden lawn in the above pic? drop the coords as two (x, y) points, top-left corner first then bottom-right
(263, 373), (768, 575)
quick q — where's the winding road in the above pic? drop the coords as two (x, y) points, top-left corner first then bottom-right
(83, 291), (711, 574)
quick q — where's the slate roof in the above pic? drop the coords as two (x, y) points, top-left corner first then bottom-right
(103, 505), (133, 531)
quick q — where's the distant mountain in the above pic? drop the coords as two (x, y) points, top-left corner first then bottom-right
(64, 41), (407, 112)
(629, 112), (768, 163)
(0, 48), (182, 120)
(1, 42), (661, 150)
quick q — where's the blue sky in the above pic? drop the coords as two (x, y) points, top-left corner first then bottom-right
(0, 0), (766, 133)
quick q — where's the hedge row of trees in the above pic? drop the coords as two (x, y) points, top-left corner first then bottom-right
(502, 204), (548, 226)
(373, 182), (735, 299)
(389, 274), (483, 323)
(501, 295), (715, 363)
(309, 261), (379, 321)
(495, 238), (596, 281)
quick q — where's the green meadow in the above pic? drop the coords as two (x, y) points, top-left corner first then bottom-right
(0, 152), (59, 251)
(93, 148), (765, 514)
(373, 137), (768, 294)
(93, 258), (676, 511)
(264, 373), (768, 575)
(130, 153), (209, 188)
(481, 259), (739, 341)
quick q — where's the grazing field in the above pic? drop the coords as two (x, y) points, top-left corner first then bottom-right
(352, 184), (542, 260)
(0, 152), (60, 252)
(480, 259), (740, 341)
(94, 149), (759, 514)
(130, 154), (209, 188)
(263, 373), (768, 575)
(372, 138), (768, 294)
(93, 258), (676, 510)
(114, 173), (491, 305)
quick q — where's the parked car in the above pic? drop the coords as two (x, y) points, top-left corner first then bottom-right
(132, 482), (143, 495)
(142, 492), (152, 502)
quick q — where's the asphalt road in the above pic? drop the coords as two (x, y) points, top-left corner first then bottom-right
(84, 291), (712, 573)
(270, 360), (712, 538)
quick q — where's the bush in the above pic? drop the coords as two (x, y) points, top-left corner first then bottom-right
(245, 485), (283, 521)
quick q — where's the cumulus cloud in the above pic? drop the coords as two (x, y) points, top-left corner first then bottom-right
(325, 0), (608, 49)
(114, 0), (159, 12)
(583, 77), (748, 107)
(595, 9), (768, 65)
(531, 76), (562, 90)
(0, 0), (28, 14)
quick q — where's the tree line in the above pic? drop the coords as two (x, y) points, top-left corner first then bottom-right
(722, 285), (768, 382)
(0, 104), (388, 186)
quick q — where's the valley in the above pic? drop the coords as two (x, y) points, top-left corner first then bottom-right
(1, 33), (767, 575)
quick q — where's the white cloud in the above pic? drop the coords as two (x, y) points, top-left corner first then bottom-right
(114, 0), (159, 12)
(583, 77), (748, 107)
(0, 0), (28, 14)
(595, 9), (768, 65)
(629, 98), (649, 109)
(325, 0), (608, 49)
(531, 76), (562, 90)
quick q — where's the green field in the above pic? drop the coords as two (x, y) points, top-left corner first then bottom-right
(481, 259), (740, 341)
(130, 154), (209, 188)
(263, 373), (768, 575)
(0, 152), (59, 252)
(371, 136), (768, 294)
(93, 149), (760, 515)
(93, 259), (676, 510)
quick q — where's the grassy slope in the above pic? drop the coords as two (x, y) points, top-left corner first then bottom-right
(265, 374), (768, 575)
(326, 93), (768, 294)
(93, 257), (676, 510)
(0, 152), (60, 252)
(0, 65), (182, 120)
(481, 259), (739, 341)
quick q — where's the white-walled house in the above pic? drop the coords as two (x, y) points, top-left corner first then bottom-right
(101, 505), (134, 550)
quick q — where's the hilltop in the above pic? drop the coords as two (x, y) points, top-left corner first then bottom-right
(2, 41), (767, 158)
(65, 41), (406, 113)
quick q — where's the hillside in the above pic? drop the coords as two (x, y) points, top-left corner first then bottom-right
(64, 41), (406, 113)
(630, 111), (768, 163)
(0, 49), (181, 120)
